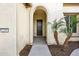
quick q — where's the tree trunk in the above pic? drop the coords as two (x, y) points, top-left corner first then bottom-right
(54, 31), (59, 45)
(63, 33), (72, 48)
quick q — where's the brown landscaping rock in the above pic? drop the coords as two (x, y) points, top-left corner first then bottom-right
(48, 41), (79, 56)
(19, 45), (32, 56)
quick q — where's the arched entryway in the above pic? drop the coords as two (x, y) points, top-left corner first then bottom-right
(33, 6), (47, 38)
(33, 6), (47, 41)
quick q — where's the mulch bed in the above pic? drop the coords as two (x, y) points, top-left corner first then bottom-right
(48, 41), (79, 56)
(19, 45), (32, 56)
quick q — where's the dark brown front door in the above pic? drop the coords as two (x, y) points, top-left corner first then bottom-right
(37, 20), (42, 36)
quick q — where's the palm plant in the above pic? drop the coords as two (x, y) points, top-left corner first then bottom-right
(48, 18), (65, 45)
(60, 16), (79, 48)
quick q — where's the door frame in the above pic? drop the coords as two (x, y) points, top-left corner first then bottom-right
(37, 20), (43, 36)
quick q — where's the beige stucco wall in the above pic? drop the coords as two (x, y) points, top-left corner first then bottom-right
(16, 4), (30, 54)
(0, 4), (16, 56)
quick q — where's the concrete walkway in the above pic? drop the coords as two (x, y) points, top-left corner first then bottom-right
(70, 48), (79, 56)
(29, 36), (51, 56)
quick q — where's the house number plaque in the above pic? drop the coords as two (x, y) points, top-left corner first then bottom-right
(0, 28), (9, 33)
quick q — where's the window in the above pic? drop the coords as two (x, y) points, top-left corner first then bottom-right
(64, 15), (77, 33)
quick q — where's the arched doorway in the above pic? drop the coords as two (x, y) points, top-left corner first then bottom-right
(33, 6), (47, 38)
(33, 6), (47, 44)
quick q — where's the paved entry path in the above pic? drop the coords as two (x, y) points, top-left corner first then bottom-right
(70, 48), (79, 56)
(29, 36), (51, 56)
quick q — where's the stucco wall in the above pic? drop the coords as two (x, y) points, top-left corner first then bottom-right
(0, 4), (16, 56)
(16, 4), (30, 54)
(47, 3), (66, 45)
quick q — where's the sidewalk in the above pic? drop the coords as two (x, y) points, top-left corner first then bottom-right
(70, 48), (79, 56)
(29, 37), (51, 56)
